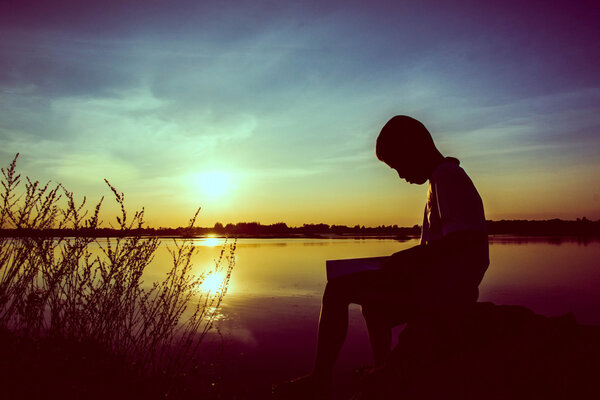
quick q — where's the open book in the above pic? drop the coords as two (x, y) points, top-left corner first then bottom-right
(325, 256), (389, 280)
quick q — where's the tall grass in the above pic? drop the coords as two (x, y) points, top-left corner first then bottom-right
(0, 154), (235, 380)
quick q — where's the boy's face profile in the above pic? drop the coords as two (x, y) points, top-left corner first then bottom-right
(383, 153), (429, 185)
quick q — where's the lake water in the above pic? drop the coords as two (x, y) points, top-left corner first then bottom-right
(149, 236), (600, 397)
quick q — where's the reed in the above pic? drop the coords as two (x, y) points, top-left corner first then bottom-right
(0, 154), (235, 383)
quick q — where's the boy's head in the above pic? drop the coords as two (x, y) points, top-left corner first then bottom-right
(376, 115), (442, 184)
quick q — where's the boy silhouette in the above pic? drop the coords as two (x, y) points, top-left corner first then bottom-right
(274, 115), (489, 399)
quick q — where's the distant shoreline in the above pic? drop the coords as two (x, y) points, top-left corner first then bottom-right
(1, 218), (599, 239)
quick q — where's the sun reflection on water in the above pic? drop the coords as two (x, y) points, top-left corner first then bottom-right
(193, 269), (230, 322)
(203, 305), (226, 322)
(200, 236), (223, 247)
(200, 270), (228, 294)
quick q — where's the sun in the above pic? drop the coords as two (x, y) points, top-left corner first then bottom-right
(195, 171), (232, 198)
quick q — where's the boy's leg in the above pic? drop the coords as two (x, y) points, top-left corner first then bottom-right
(308, 245), (425, 378)
(361, 304), (394, 366)
(273, 249), (421, 398)
(312, 277), (349, 381)
(356, 245), (427, 366)
(274, 272), (386, 398)
(313, 270), (410, 380)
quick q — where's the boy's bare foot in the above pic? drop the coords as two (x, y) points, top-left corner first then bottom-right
(272, 374), (332, 400)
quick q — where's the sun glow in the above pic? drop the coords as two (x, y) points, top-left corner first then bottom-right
(195, 171), (233, 198)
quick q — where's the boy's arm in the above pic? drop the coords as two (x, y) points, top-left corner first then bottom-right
(382, 244), (427, 271)
(427, 230), (488, 254)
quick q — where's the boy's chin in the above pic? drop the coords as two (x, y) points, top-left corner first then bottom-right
(406, 177), (427, 185)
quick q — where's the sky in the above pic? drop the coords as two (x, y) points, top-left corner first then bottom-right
(1, 0), (599, 227)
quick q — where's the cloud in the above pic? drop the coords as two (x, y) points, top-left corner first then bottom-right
(53, 153), (139, 184)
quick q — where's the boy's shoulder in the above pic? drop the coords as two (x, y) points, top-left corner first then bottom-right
(432, 157), (465, 182)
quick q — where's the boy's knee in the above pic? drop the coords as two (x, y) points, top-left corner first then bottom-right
(323, 280), (343, 301)
(361, 304), (387, 322)
(323, 278), (353, 305)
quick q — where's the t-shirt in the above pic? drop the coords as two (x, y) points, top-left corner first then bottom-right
(420, 158), (486, 244)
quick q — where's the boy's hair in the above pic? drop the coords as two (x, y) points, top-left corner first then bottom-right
(376, 115), (437, 162)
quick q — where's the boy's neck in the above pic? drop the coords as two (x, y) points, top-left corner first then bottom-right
(425, 151), (446, 179)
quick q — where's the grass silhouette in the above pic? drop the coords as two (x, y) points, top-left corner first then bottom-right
(0, 154), (235, 398)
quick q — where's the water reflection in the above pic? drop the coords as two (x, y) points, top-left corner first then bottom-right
(489, 235), (600, 246)
(146, 237), (600, 324)
(143, 237), (600, 397)
(200, 270), (230, 294)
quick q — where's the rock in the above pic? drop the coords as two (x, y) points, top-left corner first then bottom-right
(352, 302), (600, 400)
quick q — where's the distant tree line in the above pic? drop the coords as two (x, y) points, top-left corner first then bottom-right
(2, 218), (600, 238)
(209, 222), (421, 237)
(0, 222), (420, 238)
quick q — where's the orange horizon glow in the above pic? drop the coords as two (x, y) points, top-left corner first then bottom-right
(78, 159), (600, 229)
